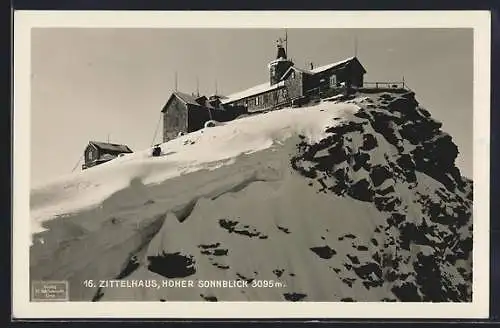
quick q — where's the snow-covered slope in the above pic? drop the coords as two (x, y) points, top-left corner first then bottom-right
(29, 90), (473, 302)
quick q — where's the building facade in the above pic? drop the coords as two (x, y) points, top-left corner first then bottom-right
(161, 40), (367, 142)
(161, 92), (246, 142)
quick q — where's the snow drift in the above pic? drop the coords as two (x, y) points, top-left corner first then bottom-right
(29, 90), (473, 302)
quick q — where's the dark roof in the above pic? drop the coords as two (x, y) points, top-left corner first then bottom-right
(209, 94), (228, 100)
(310, 56), (366, 74)
(174, 92), (204, 107)
(162, 91), (230, 112)
(280, 57), (363, 80)
(162, 91), (208, 113)
(195, 95), (208, 103)
(89, 141), (133, 153)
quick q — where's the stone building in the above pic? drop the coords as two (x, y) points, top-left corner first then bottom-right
(161, 39), (367, 142)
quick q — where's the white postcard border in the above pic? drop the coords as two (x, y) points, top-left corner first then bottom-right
(13, 10), (491, 319)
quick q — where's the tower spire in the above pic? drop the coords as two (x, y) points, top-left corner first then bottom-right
(269, 32), (294, 85)
(276, 29), (289, 60)
(285, 28), (288, 56)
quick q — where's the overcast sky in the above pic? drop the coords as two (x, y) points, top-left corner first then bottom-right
(30, 28), (473, 186)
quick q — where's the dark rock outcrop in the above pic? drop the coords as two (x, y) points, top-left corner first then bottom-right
(289, 91), (472, 302)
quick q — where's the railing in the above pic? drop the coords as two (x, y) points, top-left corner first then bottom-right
(304, 85), (330, 97)
(305, 81), (408, 96)
(362, 81), (407, 89)
(297, 80), (413, 108)
(304, 85), (342, 100)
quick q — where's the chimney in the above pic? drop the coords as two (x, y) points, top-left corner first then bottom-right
(310, 62), (314, 70)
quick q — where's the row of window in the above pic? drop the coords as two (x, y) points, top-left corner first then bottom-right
(234, 88), (289, 108)
(233, 74), (339, 108)
(252, 88), (289, 107)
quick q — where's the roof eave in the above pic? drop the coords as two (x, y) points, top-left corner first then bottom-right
(161, 93), (178, 113)
(279, 66), (312, 81)
(351, 56), (367, 74)
(222, 81), (285, 105)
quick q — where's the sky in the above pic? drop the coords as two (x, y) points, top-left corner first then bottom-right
(30, 28), (473, 186)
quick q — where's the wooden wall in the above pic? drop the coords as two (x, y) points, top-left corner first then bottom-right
(284, 70), (304, 100)
(229, 87), (290, 114)
(163, 96), (188, 142)
(211, 107), (247, 122)
(310, 63), (365, 91)
(84, 145), (98, 165)
(334, 64), (364, 87)
(187, 106), (212, 132)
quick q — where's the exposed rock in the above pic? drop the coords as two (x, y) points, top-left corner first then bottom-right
(147, 252), (196, 278)
(310, 245), (337, 259)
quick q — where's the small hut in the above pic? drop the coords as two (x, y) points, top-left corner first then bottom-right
(82, 141), (133, 170)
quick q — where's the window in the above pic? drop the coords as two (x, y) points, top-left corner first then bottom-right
(291, 71), (295, 79)
(329, 75), (337, 88)
(255, 97), (259, 106)
(277, 89), (283, 101)
(270, 66), (276, 78)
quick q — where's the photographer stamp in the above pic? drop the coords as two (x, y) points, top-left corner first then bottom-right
(31, 280), (69, 302)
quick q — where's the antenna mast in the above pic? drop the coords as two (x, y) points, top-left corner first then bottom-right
(215, 80), (218, 96)
(174, 71), (178, 91)
(354, 36), (358, 57)
(285, 28), (288, 55)
(196, 76), (199, 97)
(71, 154), (84, 172)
